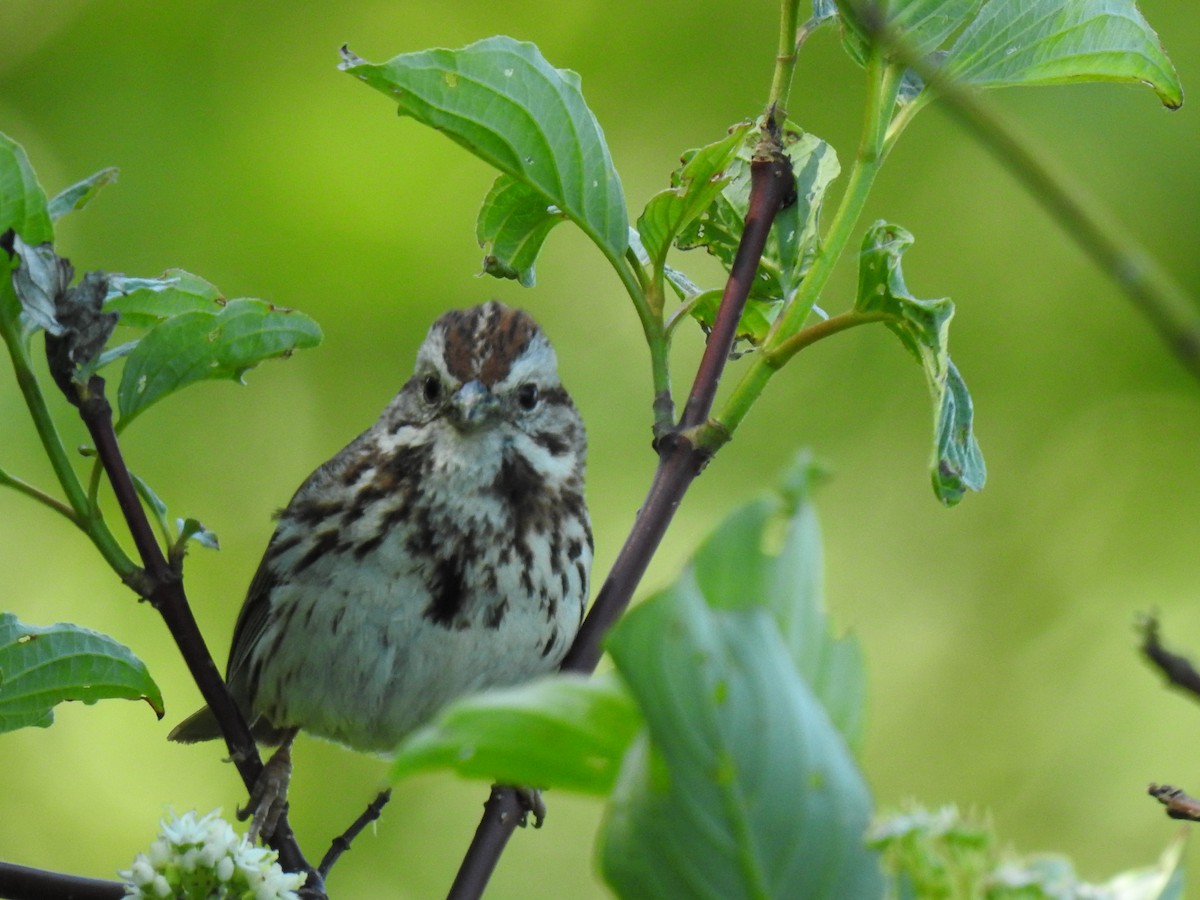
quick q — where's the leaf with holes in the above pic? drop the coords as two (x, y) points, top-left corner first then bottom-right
(855, 221), (985, 505)
(117, 297), (322, 428)
(675, 126), (840, 310)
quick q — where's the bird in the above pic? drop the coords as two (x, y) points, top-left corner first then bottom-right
(169, 300), (592, 838)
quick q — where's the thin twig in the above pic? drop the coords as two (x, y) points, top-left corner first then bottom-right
(1138, 614), (1200, 702)
(318, 790), (393, 879)
(73, 375), (320, 891)
(1149, 783), (1200, 822)
(0, 862), (125, 900)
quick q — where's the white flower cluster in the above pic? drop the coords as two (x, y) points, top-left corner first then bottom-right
(119, 808), (307, 900)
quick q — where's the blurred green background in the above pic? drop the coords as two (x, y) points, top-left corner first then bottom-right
(3, 1), (1200, 896)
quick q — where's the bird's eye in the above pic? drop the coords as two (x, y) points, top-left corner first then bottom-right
(421, 375), (443, 405)
(516, 383), (539, 411)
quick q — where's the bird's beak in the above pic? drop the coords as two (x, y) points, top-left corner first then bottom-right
(450, 379), (498, 431)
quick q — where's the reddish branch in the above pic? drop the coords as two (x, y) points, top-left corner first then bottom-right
(446, 122), (797, 900)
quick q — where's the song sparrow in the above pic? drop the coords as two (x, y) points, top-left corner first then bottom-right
(170, 301), (591, 823)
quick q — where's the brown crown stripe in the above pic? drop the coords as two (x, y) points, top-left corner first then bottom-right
(438, 302), (540, 387)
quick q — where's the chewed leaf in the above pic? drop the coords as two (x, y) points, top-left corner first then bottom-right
(117, 298), (322, 427)
(637, 122), (752, 268)
(856, 221), (985, 505)
(0, 612), (164, 732)
(342, 37), (628, 264)
(476, 175), (566, 286)
(48, 167), (119, 221)
(105, 270), (225, 328)
(676, 125), (840, 306)
(943, 0), (1182, 109)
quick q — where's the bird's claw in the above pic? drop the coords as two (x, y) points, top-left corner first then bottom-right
(240, 741), (294, 843)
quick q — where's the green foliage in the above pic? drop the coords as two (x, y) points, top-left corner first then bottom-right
(855, 221), (985, 505)
(600, 576), (882, 900)
(0, 133), (53, 246)
(389, 457), (879, 899)
(688, 456), (866, 750)
(114, 292), (322, 428)
(941, 0), (1183, 109)
(0, 612), (164, 732)
(339, 36), (629, 279)
(672, 125), (841, 321)
(390, 674), (639, 794)
(871, 805), (1186, 899)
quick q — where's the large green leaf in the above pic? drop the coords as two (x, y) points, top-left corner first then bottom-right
(690, 454), (866, 751)
(943, 0), (1183, 109)
(837, 0), (982, 65)
(117, 296), (322, 427)
(390, 674), (641, 794)
(0, 132), (52, 247)
(341, 36), (628, 265)
(600, 582), (882, 900)
(855, 221), (985, 505)
(0, 613), (164, 732)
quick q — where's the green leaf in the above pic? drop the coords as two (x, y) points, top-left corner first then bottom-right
(341, 37), (628, 264)
(837, 0), (982, 67)
(855, 221), (985, 505)
(675, 125), (840, 323)
(600, 581), (883, 900)
(105, 270), (225, 329)
(637, 122), (753, 270)
(117, 297), (322, 427)
(47, 167), (119, 221)
(689, 452), (866, 751)
(475, 175), (566, 286)
(390, 674), (641, 794)
(0, 132), (53, 246)
(177, 518), (220, 551)
(943, 0), (1183, 109)
(0, 612), (164, 732)
(687, 290), (781, 345)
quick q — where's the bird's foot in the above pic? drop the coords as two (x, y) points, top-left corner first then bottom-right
(239, 740), (294, 843)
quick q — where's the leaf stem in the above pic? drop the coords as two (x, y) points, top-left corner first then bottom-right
(767, 0), (803, 116)
(766, 309), (892, 365)
(708, 55), (902, 446)
(71, 374), (321, 890)
(0, 465), (80, 525)
(0, 297), (135, 576)
(610, 246), (675, 433)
